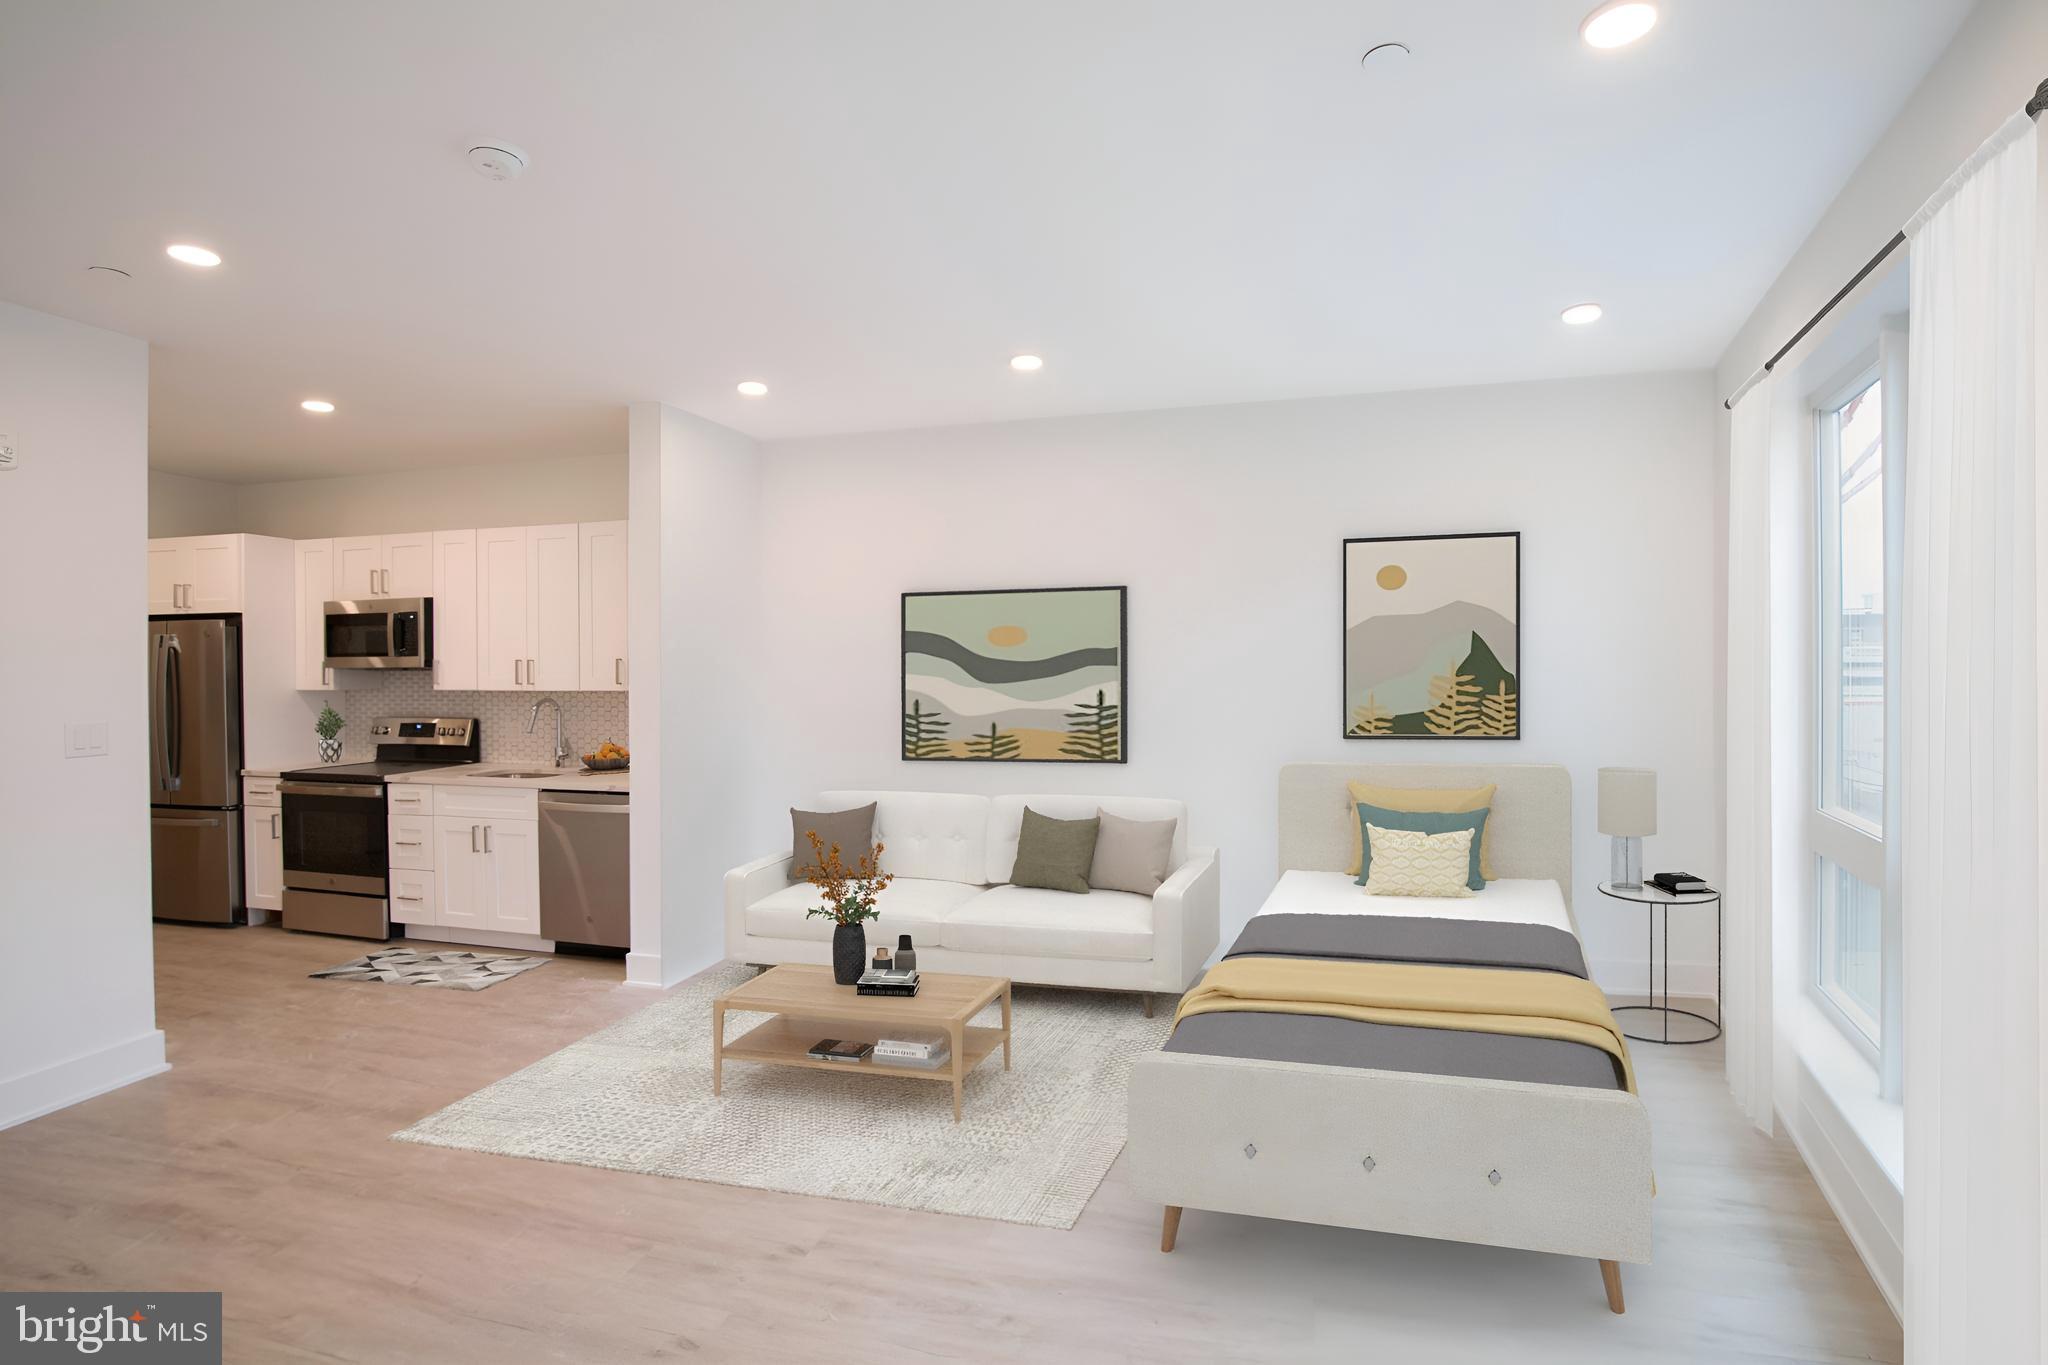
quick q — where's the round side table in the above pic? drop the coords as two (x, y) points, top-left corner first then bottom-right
(1598, 881), (1722, 1045)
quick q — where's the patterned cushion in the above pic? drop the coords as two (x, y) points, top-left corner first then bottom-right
(1343, 781), (1498, 880)
(1352, 802), (1489, 891)
(1361, 825), (1478, 899)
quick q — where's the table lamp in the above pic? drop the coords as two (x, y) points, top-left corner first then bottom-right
(1598, 767), (1657, 890)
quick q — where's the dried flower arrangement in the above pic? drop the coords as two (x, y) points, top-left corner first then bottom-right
(798, 829), (892, 926)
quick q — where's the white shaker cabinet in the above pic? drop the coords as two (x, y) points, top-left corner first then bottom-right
(293, 539), (338, 690)
(335, 532), (434, 600)
(430, 806), (540, 934)
(578, 520), (629, 691)
(148, 535), (244, 613)
(243, 777), (284, 917)
(476, 523), (579, 690)
(431, 529), (478, 691)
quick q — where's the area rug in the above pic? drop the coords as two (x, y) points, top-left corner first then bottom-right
(310, 947), (549, 991)
(394, 961), (1174, 1228)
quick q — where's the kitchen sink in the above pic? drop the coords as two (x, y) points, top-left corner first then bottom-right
(477, 769), (570, 780)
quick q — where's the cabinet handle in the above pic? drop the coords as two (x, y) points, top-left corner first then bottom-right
(615, 657), (623, 686)
(395, 840), (421, 847)
(512, 658), (522, 686)
(527, 658), (536, 685)
(271, 812), (281, 839)
(396, 894), (422, 902)
(483, 825), (493, 853)
(322, 666), (332, 687)
(381, 568), (391, 595)
(471, 824), (480, 852)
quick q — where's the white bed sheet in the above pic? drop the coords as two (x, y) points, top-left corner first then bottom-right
(1253, 870), (1573, 934)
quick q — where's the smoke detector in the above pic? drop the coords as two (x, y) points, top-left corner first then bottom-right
(467, 143), (529, 181)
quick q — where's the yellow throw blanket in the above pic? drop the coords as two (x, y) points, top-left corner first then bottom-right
(1174, 955), (1638, 1095)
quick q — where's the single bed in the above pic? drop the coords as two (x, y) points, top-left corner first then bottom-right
(1124, 763), (1652, 1314)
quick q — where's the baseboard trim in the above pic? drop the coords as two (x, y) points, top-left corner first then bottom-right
(0, 1030), (170, 1132)
(624, 951), (664, 988)
(402, 927), (556, 953)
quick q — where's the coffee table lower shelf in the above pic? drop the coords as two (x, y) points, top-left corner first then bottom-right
(714, 1016), (1009, 1120)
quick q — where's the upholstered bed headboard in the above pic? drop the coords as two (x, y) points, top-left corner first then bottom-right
(1277, 763), (1574, 909)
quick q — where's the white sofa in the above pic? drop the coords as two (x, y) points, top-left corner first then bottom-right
(724, 791), (1220, 1007)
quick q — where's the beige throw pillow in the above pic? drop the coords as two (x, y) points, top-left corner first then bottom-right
(1088, 810), (1178, 895)
(1361, 824), (1477, 899)
(1009, 808), (1101, 894)
(790, 802), (876, 877)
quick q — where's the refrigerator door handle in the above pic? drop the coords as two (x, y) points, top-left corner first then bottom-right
(164, 633), (184, 790)
(152, 633), (168, 790)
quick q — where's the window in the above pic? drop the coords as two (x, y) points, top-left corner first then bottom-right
(1808, 338), (1903, 1094)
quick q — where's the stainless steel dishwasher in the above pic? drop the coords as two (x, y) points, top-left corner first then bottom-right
(539, 790), (630, 949)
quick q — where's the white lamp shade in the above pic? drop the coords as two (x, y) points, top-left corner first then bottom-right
(1598, 767), (1658, 837)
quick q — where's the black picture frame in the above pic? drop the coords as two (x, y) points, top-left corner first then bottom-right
(901, 585), (1129, 763)
(1341, 532), (1521, 741)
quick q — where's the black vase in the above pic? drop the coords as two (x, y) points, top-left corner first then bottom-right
(831, 922), (866, 986)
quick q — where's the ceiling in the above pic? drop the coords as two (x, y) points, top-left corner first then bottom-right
(0, 1), (1975, 483)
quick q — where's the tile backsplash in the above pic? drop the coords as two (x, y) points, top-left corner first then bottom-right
(335, 673), (628, 765)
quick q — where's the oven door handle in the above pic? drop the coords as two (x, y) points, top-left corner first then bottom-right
(280, 781), (384, 799)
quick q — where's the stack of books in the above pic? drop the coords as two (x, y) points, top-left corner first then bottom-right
(805, 1039), (873, 1064)
(872, 1031), (950, 1070)
(1649, 871), (1710, 896)
(856, 967), (920, 997)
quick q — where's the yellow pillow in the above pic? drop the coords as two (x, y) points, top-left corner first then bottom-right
(1344, 781), (1497, 880)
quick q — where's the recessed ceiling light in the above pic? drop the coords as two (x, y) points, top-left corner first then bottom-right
(1561, 302), (1605, 326)
(301, 399), (336, 413)
(1580, 2), (1657, 49)
(736, 380), (768, 397)
(1010, 354), (1044, 372)
(166, 244), (221, 268)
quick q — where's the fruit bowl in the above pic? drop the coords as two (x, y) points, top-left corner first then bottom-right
(582, 755), (629, 772)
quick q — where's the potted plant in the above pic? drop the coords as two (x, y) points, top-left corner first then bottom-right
(315, 704), (345, 764)
(798, 829), (893, 985)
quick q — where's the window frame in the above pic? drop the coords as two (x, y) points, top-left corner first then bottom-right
(1803, 326), (1905, 1097)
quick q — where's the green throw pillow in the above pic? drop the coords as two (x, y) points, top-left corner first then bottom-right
(1354, 802), (1489, 892)
(1009, 808), (1101, 894)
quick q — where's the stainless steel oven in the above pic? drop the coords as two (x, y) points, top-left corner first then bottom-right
(280, 779), (388, 896)
(324, 597), (433, 670)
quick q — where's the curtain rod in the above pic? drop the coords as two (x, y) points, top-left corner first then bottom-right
(1722, 77), (2048, 411)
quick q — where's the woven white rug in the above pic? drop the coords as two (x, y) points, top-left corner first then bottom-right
(394, 961), (1174, 1229)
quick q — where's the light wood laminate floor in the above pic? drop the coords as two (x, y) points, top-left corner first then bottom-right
(0, 924), (1901, 1364)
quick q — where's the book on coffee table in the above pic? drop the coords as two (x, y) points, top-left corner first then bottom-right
(806, 1039), (873, 1063)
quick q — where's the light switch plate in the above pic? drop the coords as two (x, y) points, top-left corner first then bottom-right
(64, 722), (108, 758)
(0, 433), (16, 472)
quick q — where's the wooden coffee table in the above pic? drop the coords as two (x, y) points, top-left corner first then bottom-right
(711, 964), (1012, 1121)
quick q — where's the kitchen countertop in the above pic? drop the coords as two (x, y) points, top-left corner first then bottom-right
(386, 766), (631, 794)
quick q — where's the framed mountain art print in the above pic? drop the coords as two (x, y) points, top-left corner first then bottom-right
(902, 586), (1127, 762)
(1343, 533), (1519, 739)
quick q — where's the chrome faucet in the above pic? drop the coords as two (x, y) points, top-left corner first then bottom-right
(525, 696), (571, 768)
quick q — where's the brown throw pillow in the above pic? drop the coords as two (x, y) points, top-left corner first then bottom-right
(1089, 810), (1177, 895)
(790, 802), (877, 876)
(1009, 808), (1101, 894)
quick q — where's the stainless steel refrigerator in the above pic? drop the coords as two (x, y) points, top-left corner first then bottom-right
(149, 616), (245, 924)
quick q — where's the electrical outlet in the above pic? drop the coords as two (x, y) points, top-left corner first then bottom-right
(0, 433), (16, 472)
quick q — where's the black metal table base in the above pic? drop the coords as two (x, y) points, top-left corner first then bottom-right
(1613, 1003), (1722, 1046)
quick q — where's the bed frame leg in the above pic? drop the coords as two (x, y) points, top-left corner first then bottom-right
(1142, 993), (1155, 1018)
(1598, 1259), (1625, 1315)
(1160, 1205), (1183, 1252)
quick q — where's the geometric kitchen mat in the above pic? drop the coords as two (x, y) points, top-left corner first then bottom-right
(309, 946), (549, 991)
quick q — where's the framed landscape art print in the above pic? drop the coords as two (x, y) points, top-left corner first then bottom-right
(902, 586), (1127, 762)
(1343, 533), (1520, 739)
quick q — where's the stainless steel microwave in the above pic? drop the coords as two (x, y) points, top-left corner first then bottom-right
(324, 598), (433, 670)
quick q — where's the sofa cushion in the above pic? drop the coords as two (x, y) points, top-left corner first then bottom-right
(936, 885), (1155, 962)
(1008, 808), (1100, 894)
(789, 802), (876, 874)
(818, 790), (989, 883)
(986, 794), (1188, 884)
(1089, 809), (1179, 895)
(743, 877), (981, 943)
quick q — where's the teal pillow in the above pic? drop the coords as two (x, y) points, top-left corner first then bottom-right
(1354, 803), (1489, 891)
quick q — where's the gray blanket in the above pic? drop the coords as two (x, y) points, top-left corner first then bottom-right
(1165, 912), (1625, 1091)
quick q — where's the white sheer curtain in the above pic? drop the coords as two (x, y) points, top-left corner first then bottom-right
(1723, 377), (1777, 1133)
(1900, 111), (2041, 1365)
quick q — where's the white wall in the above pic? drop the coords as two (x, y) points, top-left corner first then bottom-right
(628, 404), (762, 986)
(0, 301), (166, 1128)
(147, 453), (627, 540)
(748, 371), (1720, 990)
